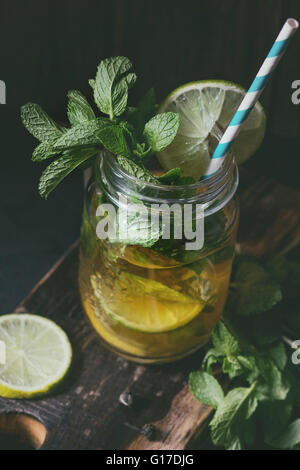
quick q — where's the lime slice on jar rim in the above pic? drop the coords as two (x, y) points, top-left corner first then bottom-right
(0, 313), (72, 398)
(157, 80), (266, 179)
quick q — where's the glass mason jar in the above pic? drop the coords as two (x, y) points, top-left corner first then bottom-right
(79, 137), (239, 363)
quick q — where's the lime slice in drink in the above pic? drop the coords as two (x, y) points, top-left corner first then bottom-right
(157, 80), (266, 178)
(91, 272), (204, 333)
(0, 314), (72, 398)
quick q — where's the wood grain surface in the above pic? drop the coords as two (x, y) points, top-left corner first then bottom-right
(0, 168), (299, 450)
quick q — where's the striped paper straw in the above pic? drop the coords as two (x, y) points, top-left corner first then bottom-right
(204, 18), (299, 178)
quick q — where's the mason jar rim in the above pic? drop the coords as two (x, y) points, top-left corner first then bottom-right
(97, 152), (238, 216)
(96, 124), (239, 215)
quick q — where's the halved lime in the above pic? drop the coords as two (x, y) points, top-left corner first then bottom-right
(157, 80), (266, 178)
(0, 314), (72, 398)
(91, 271), (204, 333)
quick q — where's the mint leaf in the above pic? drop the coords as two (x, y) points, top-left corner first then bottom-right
(132, 142), (152, 159)
(212, 322), (241, 357)
(118, 120), (152, 160)
(210, 384), (258, 450)
(67, 90), (96, 126)
(158, 168), (182, 184)
(230, 260), (282, 316)
(157, 168), (196, 185)
(93, 56), (136, 119)
(209, 323), (250, 380)
(271, 418), (300, 449)
(266, 341), (287, 371)
(98, 125), (131, 157)
(108, 210), (161, 248)
(88, 79), (95, 89)
(222, 356), (245, 380)
(116, 155), (159, 183)
(125, 72), (137, 89)
(143, 112), (180, 152)
(106, 198), (161, 248)
(39, 147), (98, 198)
(53, 118), (110, 149)
(54, 118), (132, 157)
(189, 371), (224, 409)
(233, 355), (258, 381)
(255, 357), (289, 401)
(32, 141), (57, 161)
(202, 349), (224, 374)
(207, 322), (260, 381)
(21, 102), (66, 143)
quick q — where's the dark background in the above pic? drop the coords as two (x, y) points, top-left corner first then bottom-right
(1, 0), (300, 312)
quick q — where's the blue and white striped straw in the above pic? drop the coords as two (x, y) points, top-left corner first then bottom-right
(204, 18), (299, 178)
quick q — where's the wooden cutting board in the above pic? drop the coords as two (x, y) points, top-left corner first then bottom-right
(0, 168), (299, 450)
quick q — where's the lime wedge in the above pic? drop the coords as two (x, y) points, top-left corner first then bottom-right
(0, 314), (72, 398)
(158, 80), (266, 178)
(91, 271), (204, 333)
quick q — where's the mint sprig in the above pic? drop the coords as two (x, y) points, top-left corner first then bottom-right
(39, 147), (98, 199)
(116, 156), (159, 184)
(21, 103), (66, 143)
(189, 371), (224, 409)
(97, 124), (132, 158)
(21, 56), (180, 198)
(210, 383), (258, 450)
(93, 56), (136, 119)
(190, 250), (300, 450)
(31, 141), (57, 162)
(67, 90), (96, 126)
(53, 118), (110, 150)
(143, 112), (180, 153)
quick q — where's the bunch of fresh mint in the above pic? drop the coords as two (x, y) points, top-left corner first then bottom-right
(21, 56), (181, 199)
(190, 248), (300, 450)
